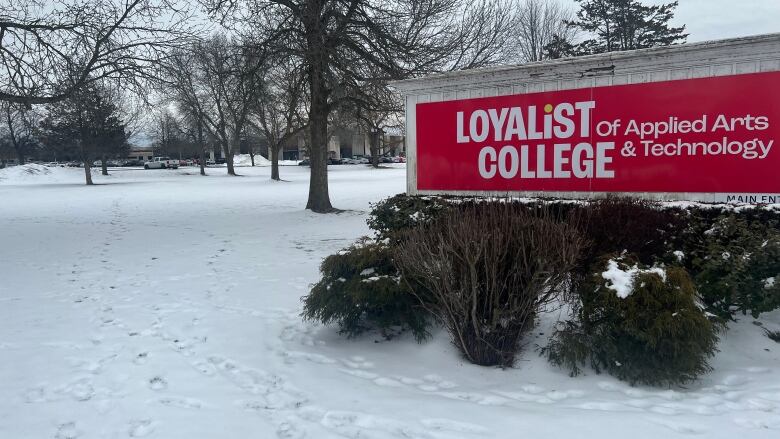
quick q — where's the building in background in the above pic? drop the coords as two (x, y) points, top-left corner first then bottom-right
(282, 126), (405, 161)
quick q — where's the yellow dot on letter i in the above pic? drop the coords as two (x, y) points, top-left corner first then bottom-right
(544, 104), (554, 113)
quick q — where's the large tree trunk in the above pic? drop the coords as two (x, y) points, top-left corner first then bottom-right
(271, 143), (281, 181)
(101, 155), (108, 176)
(304, 2), (334, 213)
(306, 98), (333, 212)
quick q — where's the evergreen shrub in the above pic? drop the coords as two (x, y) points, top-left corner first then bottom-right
(301, 238), (431, 341)
(544, 254), (720, 386)
(679, 214), (780, 319)
(366, 194), (453, 242)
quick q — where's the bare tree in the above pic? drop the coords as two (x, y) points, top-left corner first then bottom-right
(511, 0), (578, 62)
(161, 48), (211, 176)
(0, 0), (195, 106)
(193, 35), (262, 176)
(250, 57), (307, 181)
(207, 0), (518, 212)
(446, 0), (518, 69)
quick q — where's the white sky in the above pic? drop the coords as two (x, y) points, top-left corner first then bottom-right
(567, 0), (780, 42)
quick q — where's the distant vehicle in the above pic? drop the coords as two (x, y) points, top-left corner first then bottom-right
(298, 159), (310, 166)
(328, 158), (344, 165)
(380, 156), (393, 163)
(206, 159), (216, 166)
(144, 157), (179, 169)
(122, 159), (144, 167)
(392, 156), (406, 163)
(345, 156), (369, 165)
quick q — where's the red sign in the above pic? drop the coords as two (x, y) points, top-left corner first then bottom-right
(415, 72), (780, 197)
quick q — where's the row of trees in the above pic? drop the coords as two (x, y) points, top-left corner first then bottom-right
(0, 85), (133, 183)
(1, 0), (687, 210)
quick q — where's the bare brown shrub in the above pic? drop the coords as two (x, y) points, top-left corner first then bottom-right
(395, 203), (584, 367)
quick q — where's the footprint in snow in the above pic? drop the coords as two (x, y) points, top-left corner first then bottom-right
(55, 422), (79, 439)
(128, 419), (154, 437)
(133, 352), (148, 365)
(148, 376), (168, 391)
(156, 396), (204, 409)
(276, 420), (306, 439)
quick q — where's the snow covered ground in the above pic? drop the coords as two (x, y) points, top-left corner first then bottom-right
(1, 164), (779, 439)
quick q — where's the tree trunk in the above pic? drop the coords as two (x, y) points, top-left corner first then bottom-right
(222, 139), (236, 176)
(271, 142), (281, 181)
(305, 69), (333, 206)
(306, 99), (333, 211)
(83, 161), (93, 185)
(303, 2), (334, 212)
(250, 151), (255, 167)
(80, 138), (93, 185)
(197, 119), (206, 176)
(370, 130), (380, 168)
(101, 155), (108, 176)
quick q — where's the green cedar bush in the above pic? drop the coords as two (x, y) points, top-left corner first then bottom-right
(680, 214), (780, 319)
(366, 194), (453, 242)
(545, 254), (720, 386)
(301, 238), (430, 341)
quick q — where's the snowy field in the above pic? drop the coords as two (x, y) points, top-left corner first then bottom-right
(1, 164), (779, 439)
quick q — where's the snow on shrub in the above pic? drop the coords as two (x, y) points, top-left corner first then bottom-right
(395, 203), (584, 367)
(544, 254), (720, 386)
(301, 238), (431, 341)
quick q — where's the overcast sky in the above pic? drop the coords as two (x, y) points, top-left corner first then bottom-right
(567, 0), (780, 42)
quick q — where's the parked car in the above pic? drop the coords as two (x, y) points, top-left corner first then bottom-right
(345, 156), (369, 165)
(123, 159), (144, 167)
(380, 156), (394, 163)
(392, 156), (406, 163)
(298, 159), (310, 166)
(205, 159), (216, 166)
(328, 158), (344, 165)
(144, 157), (179, 169)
